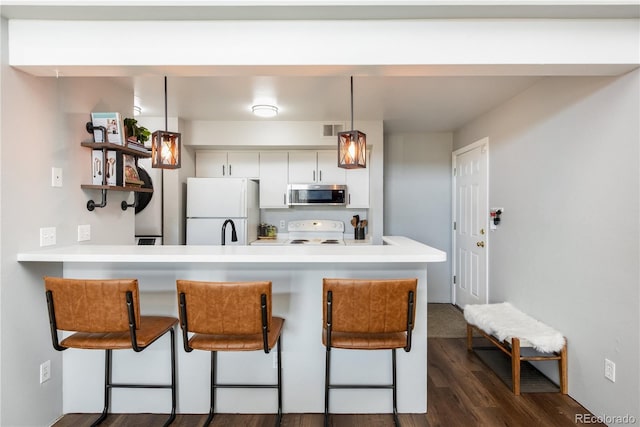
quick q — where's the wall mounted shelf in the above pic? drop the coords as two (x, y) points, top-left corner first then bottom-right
(81, 141), (152, 211)
(80, 141), (152, 158)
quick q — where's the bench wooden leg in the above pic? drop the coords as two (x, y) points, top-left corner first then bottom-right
(511, 338), (521, 396)
(466, 324), (474, 351)
(559, 341), (568, 394)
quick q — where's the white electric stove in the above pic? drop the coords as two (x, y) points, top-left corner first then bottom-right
(286, 220), (345, 245)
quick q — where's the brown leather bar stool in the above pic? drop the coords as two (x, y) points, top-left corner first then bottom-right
(176, 280), (284, 427)
(44, 277), (178, 426)
(322, 278), (418, 427)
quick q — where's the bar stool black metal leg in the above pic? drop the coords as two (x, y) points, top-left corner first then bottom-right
(275, 334), (283, 426)
(392, 349), (400, 427)
(324, 346), (331, 427)
(203, 351), (217, 427)
(93, 349), (112, 426)
(163, 327), (177, 427)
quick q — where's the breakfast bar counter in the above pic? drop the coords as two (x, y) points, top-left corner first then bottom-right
(18, 237), (445, 416)
(17, 236), (444, 264)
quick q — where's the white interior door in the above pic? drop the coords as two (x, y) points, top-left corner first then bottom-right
(453, 138), (489, 308)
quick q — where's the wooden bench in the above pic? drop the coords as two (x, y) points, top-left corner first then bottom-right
(464, 302), (567, 396)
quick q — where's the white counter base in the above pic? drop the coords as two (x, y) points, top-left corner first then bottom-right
(18, 237), (445, 415)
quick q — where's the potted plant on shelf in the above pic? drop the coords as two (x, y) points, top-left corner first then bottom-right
(123, 118), (151, 146)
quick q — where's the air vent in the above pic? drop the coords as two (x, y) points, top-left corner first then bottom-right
(322, 123), (344, 137)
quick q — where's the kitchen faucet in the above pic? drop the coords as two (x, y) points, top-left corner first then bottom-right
(221, 219), (238, 245)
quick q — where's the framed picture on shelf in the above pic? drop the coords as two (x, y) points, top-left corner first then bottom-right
(91, 150), (104, 185)
(90, 112), (123, 145)
(123, 154), (144, 187)
(105, 151), (118, 186)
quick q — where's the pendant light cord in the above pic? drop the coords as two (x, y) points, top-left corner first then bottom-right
(350, 76), (354, 130)
(164, 76), (168, 132)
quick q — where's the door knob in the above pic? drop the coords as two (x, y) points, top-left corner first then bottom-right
(476, 241), (485, 247)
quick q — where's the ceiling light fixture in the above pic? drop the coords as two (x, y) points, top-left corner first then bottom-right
(338, 76), (366, 169)
(252, 104), (278, 118)
(151, 76), (181, 169)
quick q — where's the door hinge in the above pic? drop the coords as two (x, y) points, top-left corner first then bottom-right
(453, 275), (457, 284)
(453, 221), (457, 230)
(453, 167), (456, 176)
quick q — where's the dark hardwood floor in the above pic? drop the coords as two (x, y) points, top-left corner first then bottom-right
(54, 338), (603, 427)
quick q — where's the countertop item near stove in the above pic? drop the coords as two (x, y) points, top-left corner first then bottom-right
(250, 234), (289, 245)
(344, 236), (372, 245)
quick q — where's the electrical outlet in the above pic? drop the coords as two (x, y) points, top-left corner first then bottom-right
(77, 224), (91, 242)
(51, 167), (63, 187)
(604, 358), (616, 382)
(279, 220), (286, 230)
(40, 360), (51, 384)
(39, 227), (56, 247)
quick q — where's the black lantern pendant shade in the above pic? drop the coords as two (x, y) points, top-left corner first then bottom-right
(152, 77), (181, 169)
(338, 76), (366, 169)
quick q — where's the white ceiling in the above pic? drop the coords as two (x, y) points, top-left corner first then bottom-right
(132, 75), (542, 133)
(3, 1), (637, 133)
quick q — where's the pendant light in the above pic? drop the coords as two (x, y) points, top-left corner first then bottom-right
(337, 76), (366, 169)
(151, 76), (181, 169)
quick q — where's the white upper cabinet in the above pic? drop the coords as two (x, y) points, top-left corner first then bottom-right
(196, 151), (260, 178)
(316, 151), (346, 184)
(288, 150), (345, 184)
(345, 150), (370, 208)
(259, 151), (289, 208)
(227, 152), (260, 178)
(288, 151), (317, 183)
(196, 151), (226, 177)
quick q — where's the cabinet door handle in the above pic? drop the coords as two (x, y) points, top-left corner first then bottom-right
(284, 193), (287, 205)
(313, 170), (316, 181)
(222, 165), (225, 176)
(319, 170), (322, 181)
(349, 194), (351, 204)
(229, 164), (232, 176)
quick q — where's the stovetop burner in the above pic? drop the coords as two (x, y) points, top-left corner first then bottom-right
(321, 239), (340, 244)
(289, 239), (309, 244)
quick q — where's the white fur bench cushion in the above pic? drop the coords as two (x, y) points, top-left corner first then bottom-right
(464, 302), (565, 353)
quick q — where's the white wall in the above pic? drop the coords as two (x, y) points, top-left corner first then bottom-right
(0, 20), (140, 423)
(384, 133), (453, 302)
(453, 71), (640, 421)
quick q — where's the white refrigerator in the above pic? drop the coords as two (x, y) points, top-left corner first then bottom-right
(186, 178), (259, 245)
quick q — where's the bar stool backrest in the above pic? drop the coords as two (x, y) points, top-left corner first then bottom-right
(323, 278), (417, 334)
(177, 280), (272, 335)
(44, 277), (140, 333)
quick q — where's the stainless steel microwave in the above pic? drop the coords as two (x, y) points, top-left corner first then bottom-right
(288, 184), (347, 206)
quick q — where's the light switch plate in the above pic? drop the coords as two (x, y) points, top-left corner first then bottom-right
(51, 167), (63, 187)
(40, 360), (51, 384)
(40, 227), (56, 247)
(77, 224), (91, 242)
